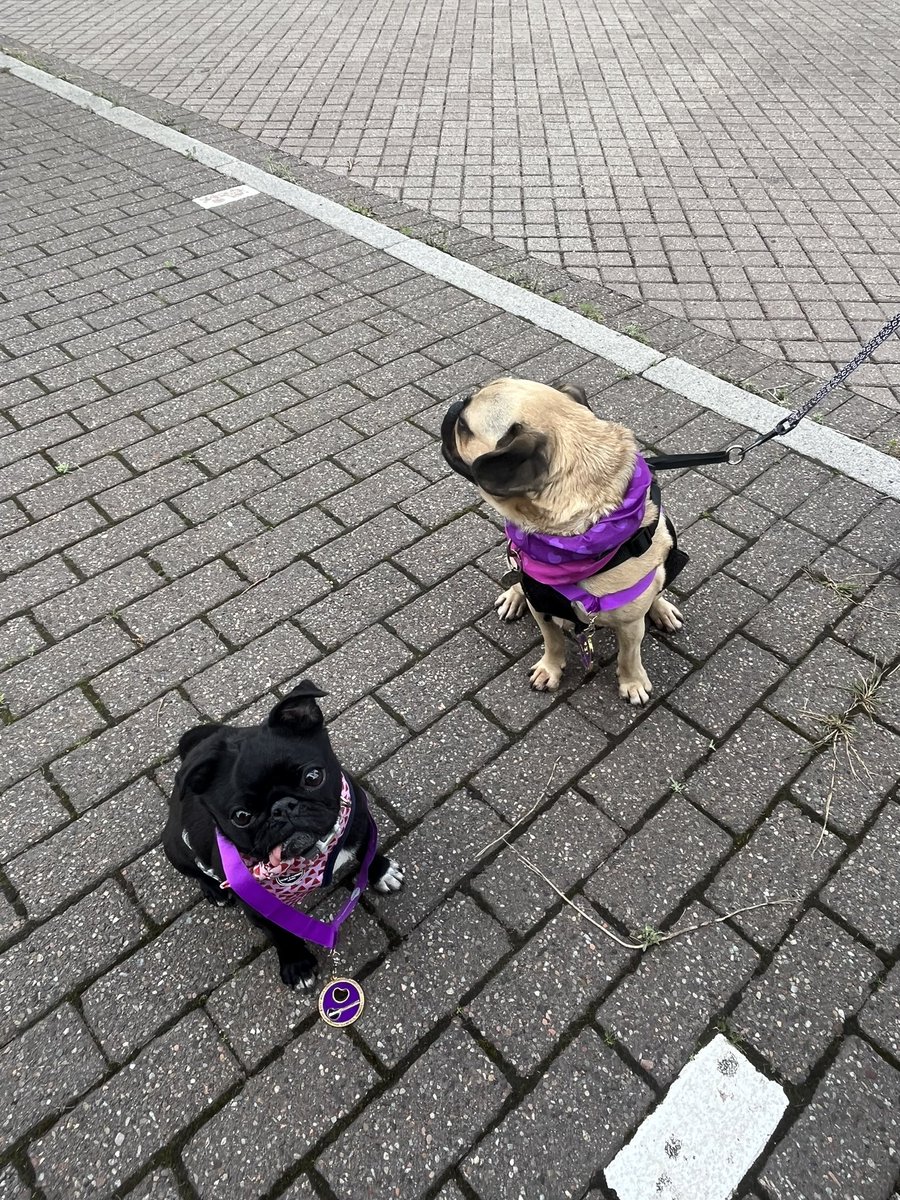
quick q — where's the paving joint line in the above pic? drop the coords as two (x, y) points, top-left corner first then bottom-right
(3, 52), (899, 503)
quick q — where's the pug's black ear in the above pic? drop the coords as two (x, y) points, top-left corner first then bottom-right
(471, 426), (550, 498)
(557, 382), (589, 407)
(269, 680), (328, 732)
(178, 724), (223, 760)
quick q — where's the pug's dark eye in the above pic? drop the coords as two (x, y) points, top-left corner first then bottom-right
(302, 765), (325, 789)
(231, 809), (253, 827)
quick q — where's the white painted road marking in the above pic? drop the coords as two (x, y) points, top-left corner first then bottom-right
(605, 1035), (787, 1200)
(192, 184), (259, 208)
(2, 51), (898, 500)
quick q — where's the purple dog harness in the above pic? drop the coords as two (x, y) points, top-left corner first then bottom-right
(505, 454), (659, 614)
(215, 773), (378, 951)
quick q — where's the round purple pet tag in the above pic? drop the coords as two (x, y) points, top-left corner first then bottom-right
(318, 978), (365, 1027)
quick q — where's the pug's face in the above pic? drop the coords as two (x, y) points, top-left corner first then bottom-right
(175, 682), (344, 866)
(440, 377), (589, 498)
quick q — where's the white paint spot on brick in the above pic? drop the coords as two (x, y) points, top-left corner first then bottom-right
(605, 1035), (787, 1200)
(193, 185), (259, 208)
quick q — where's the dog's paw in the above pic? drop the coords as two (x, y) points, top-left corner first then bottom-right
(649, 596), (684, 633)
(280, 957), (319, 991)
(373, 858), (405, 893)
(529, 656), (563, 691)
(495, 583), (527, 622)
(617, 670), (652, 705)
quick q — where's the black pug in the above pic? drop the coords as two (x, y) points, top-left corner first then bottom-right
(163, 681), (403, 989)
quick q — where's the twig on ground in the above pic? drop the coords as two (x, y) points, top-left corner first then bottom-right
(475, 756), (561, 859)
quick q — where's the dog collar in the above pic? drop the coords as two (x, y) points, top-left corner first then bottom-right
(215, 775), (378, 950)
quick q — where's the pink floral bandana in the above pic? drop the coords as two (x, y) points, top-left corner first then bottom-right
(238, 774), (353, 906)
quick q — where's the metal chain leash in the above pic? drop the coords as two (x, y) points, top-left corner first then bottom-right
(728, 309), (900, 462)
(647, 310), (900, 472)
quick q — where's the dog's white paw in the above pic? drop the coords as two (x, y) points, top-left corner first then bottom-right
(529, 657), (563, 691)
(280, 959), (319, 991)
(649, 597), (684, 632)
(617, 670), (652, 705)
(495, 583), (527, 622)
(374, 858), (405, 893)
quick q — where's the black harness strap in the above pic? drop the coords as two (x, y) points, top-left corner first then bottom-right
(644, 450), (732, 471)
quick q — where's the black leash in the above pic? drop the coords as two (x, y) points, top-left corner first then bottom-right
(645, 311), (900, 472)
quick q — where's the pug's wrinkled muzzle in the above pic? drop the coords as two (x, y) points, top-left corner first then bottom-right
(440, 400), (474, 480)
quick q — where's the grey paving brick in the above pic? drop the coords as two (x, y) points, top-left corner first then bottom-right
(92, 620), (225, 717)
(840, 499), (900, 571)
(34, 558), (164, 639)
(706, 802), (843, 948)
(209, 560), (330, 644)
(0, 502), (107, 574)
(745, 572), (855, 662)
(0, 1164), (28, 1199)
(822, 802), (900, 951)
(298, 624), (413, 720)
(790, 474), (880, 540)
(791, 717), (898, 837)
(227, 507), (341, 579)
(124, 1170), (181, 1200)
(579, 706), (711, 829)
(48, 416), (154, 468)
(713, 492), (778, 539)
(764, 638), (874, 738)
(263, 420), (362, 477)
(359, 894), (510, 1067)
(150, 504), (264, 577)
(344, 384), (434, 435)
(275, 384), (367, 437)
(679, 573), (766, 658)
(368, 703), (506, 820)
(586, 798), (731, 931)
(0, 418), (81, 470)
(689, 710), (813, 834)
(473, 789), (624, 934)
(0, 881), (145, 1045)
(184, 1025), (375, 1199)
(185, 623), (319, 719)
(21, 457), (132, 521)
(462, 1030), (653, 1197)
(396, 472), (476, 530)
(758, 1037), (900, 1200)
(1, 1003), (106, 1149)
(30, 1011), (241, 1200)
(371, 790), (505, 934)
(471, 704), (605, 821)
(0, 774), (69, 863)
(247, 459), (353, 524)
(394, 512), (502, 586)
(0, 616), (45, 671)
(733, 909), (880, 1084)
(1, 687), (106, 791)
(0, 894), (22, 944)
(310, 507), (422, 583)
(742, 456), (833, 516)
(334, 421), (432, 477)
(323, 462), (424, 525)
(66, 506), (186, 576)
(0, 619), (135, 718)
(51, 690), (199, 811)
(670, 518), (746, 595)
(7, 774), (165, 919)
(98, 459), (205, 521)
(387, 566), (498, 652)
(599, 902), (759, 1086)
(405, 441), (450, 481)
(318, 1022), (508, 1200)
(175, 460), (280, 525)
(475, 659), (567, 732)
(82, 906), (260, 1062)
(669, 635), (787, 738)
(378, 628), (507, 730)
(299, 562), (419, 649)
(0, 456), (58, 505)
(122, 844), (198, 927)
(857, 961), (900, 1060)
(120, 560), (243, 643)
(118, 417), (220, 474)
(727, 522), (827, 598)
(328, 695), (410, 775)
(834, 574), (900, 663)
(467, 910), (633, 1074)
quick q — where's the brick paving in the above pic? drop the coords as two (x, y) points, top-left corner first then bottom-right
(2, 0), (900, 411)
(1, 73), (899, 1200)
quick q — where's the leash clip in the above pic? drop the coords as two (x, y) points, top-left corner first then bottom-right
(725, 443), (745, 465)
